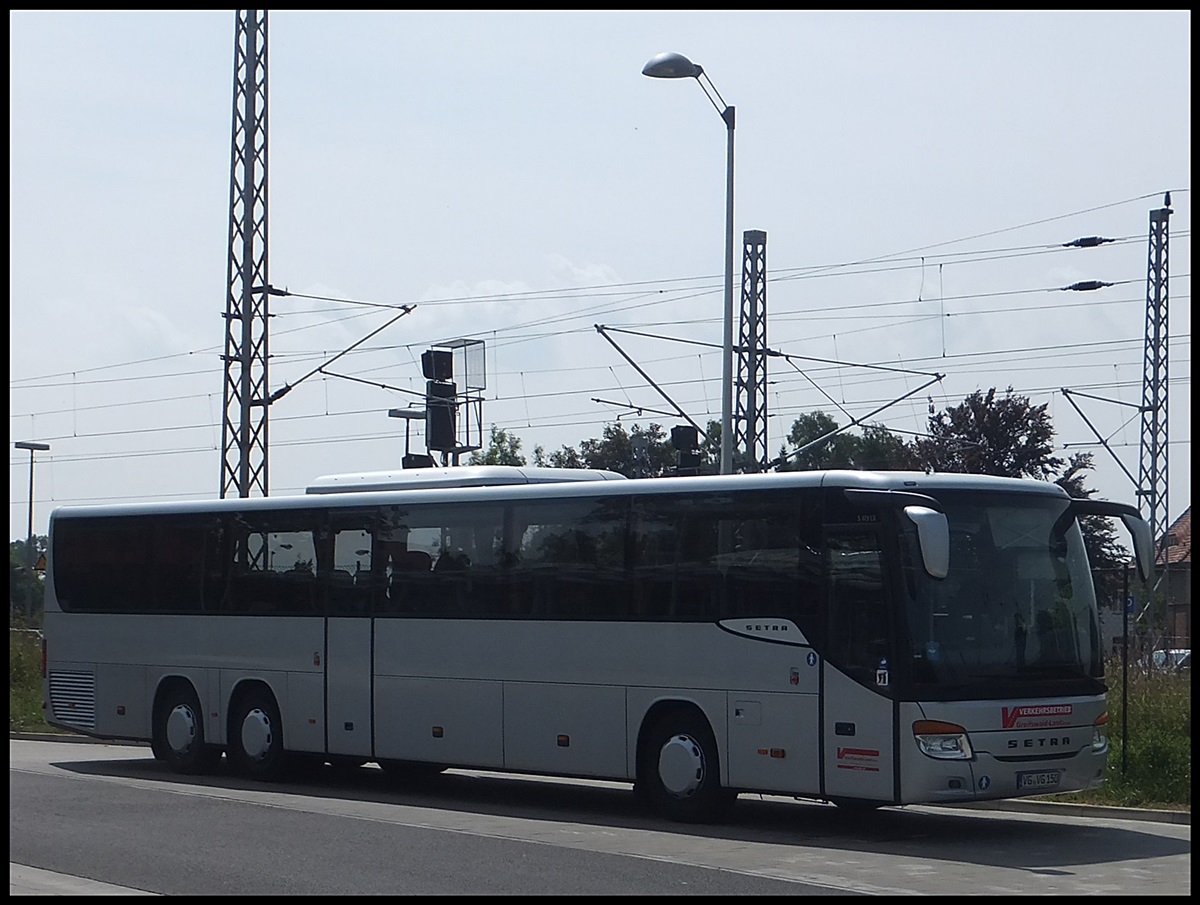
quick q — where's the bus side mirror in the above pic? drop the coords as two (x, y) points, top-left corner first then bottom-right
(904, 506), (949, 580)
(1120, 513), (1155, 585)
(1067, 499), (1155, 585)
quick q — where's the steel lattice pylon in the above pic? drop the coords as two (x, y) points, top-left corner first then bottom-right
(1138, 201), (1171, 557)
(735, 229), (768, 472)
(220, 10), (269, 499)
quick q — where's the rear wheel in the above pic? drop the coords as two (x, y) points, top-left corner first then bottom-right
(153, 683), (220, 775)
(227, 686), (286, 782)
(637, 709), (735, 823)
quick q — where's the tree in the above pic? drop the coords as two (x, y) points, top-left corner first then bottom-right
(693, 420), (721, 475)
(779, 412), (856, 471)
(912, 387), (1062, 479)
(776, 412), (916, 471)
(535, 443), (582, 469)
(538, 421), (711, 477)
(1055, 452), (1130, 607)
(855, 424), (920, 470)
(9, 537), (46, 625)
(467, 426), (527, 466)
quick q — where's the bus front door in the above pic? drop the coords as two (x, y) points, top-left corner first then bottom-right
(821, 525), (897, 805)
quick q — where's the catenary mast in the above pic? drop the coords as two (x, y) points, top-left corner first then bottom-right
(220, 10), (270, 498)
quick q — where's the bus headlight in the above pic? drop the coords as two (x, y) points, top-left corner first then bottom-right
(1092, 712), (1109, 753)
(913, 720), (974, 760)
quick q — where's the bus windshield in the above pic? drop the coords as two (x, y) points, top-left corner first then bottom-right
(900, 492), (1103, 697)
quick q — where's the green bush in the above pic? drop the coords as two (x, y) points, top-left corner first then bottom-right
(9, 629), (46, 732)
(1049, 663), (1191, 810)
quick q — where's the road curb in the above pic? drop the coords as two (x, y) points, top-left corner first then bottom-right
(10, 731), (145, 748)
(11, 732), (1189, 825)
(935, 796), (1191, 826)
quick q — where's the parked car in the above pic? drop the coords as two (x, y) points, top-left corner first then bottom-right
(1137, 648), (1190, 672)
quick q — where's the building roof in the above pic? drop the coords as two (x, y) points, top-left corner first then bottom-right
(1158, 506), (1191, 566)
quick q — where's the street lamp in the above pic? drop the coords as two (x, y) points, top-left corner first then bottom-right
(14, 441), (50, 583)
(643, 51), (735, 475)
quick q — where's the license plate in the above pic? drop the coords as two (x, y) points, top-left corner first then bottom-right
(1017, 770), (1062, 790)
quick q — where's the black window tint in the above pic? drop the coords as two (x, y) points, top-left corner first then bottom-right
(509, 497), (629, 618)
(324, 516), (373, 615)
(631, 490), (823, 629)
(146, 518), (208, 612)
(374, 502), (506, 617)
(631, 494), (722, 620)
(826, 526), (891, 687)
(223, 511), (321, 615)
(53, 515), (209, 614)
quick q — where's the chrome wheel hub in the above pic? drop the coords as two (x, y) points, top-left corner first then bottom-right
(658, 733), (705, 799)
(240, 708), (273, 762)
(165, 703), (198, 756)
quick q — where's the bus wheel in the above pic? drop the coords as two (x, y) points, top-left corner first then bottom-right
(637, 711), (735, 823)
(228, 686), (286, 782)
(154, 684), (220, 775)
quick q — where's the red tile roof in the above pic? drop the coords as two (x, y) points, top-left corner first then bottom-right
(1158, 506), (1191, 566)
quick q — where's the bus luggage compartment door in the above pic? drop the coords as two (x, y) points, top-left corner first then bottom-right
(326, 617), (373, 758)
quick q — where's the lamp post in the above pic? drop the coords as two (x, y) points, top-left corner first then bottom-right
(14, 441), (50, 569)
(642, 51), (735, 476)
(15, 440), (49, 619)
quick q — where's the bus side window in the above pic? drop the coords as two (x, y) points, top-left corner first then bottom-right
(222, 516), (320, 615)
(327, 526), (372, 615)
(510, 497), (628, 619)
(434, 547), (470, 571)
(630, 496), (720, 621)
(380, 504), (506, 617)
(146, 520), (206, 613)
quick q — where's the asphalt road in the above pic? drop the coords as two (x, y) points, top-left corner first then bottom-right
(9, 736), (1191, 896)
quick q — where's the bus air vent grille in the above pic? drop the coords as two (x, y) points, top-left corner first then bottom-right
(49, 671), (96, 730)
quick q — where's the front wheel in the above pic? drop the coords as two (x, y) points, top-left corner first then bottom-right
(154, 683), (220, 775)
(637, 710), (735, 823)
(227, 686), (286, 782)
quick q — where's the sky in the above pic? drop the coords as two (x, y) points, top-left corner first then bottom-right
(9, 10), (1192, 546)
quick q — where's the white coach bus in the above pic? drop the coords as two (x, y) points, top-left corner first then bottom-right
(41, 467), (1152, 821)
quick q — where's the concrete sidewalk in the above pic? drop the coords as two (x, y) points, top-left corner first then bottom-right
(9, 864), (157, 896)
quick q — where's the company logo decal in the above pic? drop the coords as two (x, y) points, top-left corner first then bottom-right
(1001, 703), (1073, 729)
(835, 746), (881, 772)
(717, 619), (809, 647)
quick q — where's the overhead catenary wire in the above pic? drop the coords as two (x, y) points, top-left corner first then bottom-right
(10, 191), (1191, 512)
(11, 192), (1188, 386)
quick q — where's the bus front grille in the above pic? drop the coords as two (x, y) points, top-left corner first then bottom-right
(49, 671), (96, 730)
